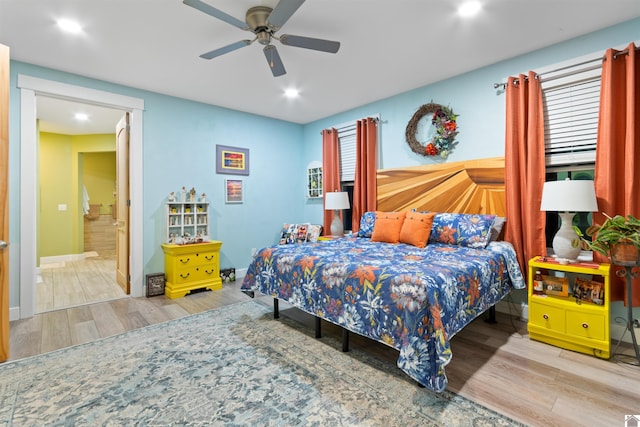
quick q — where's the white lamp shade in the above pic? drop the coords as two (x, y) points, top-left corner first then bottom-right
(540, 179), (598, 212)
(325, 192), (350, 210)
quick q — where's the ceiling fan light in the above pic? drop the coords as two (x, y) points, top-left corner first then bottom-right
(257, 31), (271, 46)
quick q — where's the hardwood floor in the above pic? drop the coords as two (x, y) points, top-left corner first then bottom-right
(37, 251), (125, 313)
(8, 283), (640, 427)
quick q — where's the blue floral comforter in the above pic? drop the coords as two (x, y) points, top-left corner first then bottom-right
(241, 238), (525, 392)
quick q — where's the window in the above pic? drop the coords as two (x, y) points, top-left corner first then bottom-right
(539, 53), (602, 249)
(541, 59), (601, 168)
(336, 122), (357, 231)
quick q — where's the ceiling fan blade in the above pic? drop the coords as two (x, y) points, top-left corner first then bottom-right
(267, 0), (305, 31)
(200, 40), (252, 60)
(183, 0), (249, 30)
(279, 34), (340, 53)
(263, 45), (286, 77)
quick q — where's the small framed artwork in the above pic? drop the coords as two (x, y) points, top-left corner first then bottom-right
(542, 274), (569, 297)
(216, 145), (249, 176)
(146, 273), (165, 297)
(574, 277), (605, 305)
(225, 179), (244, 204)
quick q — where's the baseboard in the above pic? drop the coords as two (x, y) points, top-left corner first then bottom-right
(40, 252), (91, 265)
(235, 268), (247, 281)
(9, 306), (20, 322)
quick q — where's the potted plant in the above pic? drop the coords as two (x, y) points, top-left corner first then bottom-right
(575, 213), (640, 266)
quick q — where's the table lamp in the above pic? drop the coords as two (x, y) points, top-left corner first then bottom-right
(325, 191), (350, 236)
(540, 178), (598, 262)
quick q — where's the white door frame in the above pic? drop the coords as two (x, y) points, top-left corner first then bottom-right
(17, 75), (144, 318)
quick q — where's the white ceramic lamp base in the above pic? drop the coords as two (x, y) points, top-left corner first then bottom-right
(330, 210), (344, 237)
(552, 212), (581, 262)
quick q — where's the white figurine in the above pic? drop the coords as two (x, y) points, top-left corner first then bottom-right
(189, 187), (197, 202)
(168, 192), (176, 202)
(200, 193), (206, 202)
(181, 186), (187, 202)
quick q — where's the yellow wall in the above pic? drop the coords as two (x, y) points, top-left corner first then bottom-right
(39, 132), (115, 258)
(83, 152), (116, 215)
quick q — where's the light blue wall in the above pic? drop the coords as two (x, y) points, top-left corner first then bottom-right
(6, 17), (639, 317)
(300, 18), (640, 224)
(8, 62), (305, 307)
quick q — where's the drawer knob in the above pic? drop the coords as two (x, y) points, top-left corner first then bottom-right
(179, 258), (190, 264)
(582, 323), (589, 329)
(179, 273), (190, 279)
(543, 314), (549, 320)
(205, 255), (214, 261)
(204, 269), (215, 275)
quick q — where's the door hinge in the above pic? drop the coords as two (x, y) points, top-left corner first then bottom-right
(127, 199), (131, 207)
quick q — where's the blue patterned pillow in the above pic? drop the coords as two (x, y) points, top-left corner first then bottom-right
(428, 213), (496, 248)
(357, 211), (376, 238)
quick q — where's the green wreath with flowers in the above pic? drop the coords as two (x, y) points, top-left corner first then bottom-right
(405, 102), (459, 158)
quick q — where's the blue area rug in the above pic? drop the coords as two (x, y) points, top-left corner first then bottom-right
(0, 300), (522, 426)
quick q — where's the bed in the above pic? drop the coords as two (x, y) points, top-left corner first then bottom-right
(241, 157), (525, 392)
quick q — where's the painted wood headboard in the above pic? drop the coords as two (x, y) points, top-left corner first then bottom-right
(376, 157), (505, 216)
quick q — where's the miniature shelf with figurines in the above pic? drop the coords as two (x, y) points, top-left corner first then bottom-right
(166, 187), (209, 244)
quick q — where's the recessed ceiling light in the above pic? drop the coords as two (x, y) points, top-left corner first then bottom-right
(284, 88), (299, 98)
(75, 113), (89, 121)
(458, 1), (482, 17)
(57, 18), (83, 34)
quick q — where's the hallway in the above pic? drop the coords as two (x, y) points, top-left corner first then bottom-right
(37, 250), (125, 313)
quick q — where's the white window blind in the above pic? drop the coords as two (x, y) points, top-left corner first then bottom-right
(541, 60), (601, 168)
(337, 123), (357, 182)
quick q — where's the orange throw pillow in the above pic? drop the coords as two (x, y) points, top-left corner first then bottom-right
(399, 211), (436, 248)
(371, 211), (406, 244)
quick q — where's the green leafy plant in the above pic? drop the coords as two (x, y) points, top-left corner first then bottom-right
(574, 213), (640, 257)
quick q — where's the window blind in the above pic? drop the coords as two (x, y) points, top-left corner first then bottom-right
(541, 62), (601, 168)
(337, 123), (357, 182)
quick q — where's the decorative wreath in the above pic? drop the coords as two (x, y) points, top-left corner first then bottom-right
(405, 102), (459, 158)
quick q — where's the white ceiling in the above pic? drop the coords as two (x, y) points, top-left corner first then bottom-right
(1, 0), (640, 134)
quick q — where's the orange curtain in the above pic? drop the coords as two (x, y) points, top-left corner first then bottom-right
(352, 118), (378, 233)
(322, 128), (340, 235)
(594, 42), (640, 305)
(504, 72), (547, 276)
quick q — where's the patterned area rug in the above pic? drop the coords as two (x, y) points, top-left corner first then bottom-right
(0, 301), (523, 426)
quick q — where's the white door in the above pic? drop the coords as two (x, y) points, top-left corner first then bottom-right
(0, 43), (10, 361)
(115, 114), (130, 293)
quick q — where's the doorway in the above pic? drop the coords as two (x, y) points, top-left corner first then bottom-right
(18, 75), (145, 319)
(36, 98), (125, 313)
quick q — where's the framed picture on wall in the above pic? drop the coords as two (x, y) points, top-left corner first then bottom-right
(216, 145), (249, 176)
(225, 179), (244, 204)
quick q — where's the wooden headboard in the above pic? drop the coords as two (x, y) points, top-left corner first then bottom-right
(376, 157), (505, 216)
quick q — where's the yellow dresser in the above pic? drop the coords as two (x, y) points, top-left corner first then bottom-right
(528, 256), (610, 359)
(161, 241), (223, 299)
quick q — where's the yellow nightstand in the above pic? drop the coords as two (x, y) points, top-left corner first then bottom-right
(528, 256), (611, 359)
(161, 241), (223, 299)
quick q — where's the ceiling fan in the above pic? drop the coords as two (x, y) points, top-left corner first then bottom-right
(183, 0), (341, 77)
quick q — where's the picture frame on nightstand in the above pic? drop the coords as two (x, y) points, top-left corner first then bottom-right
(574, 277), (605, 305)
(541, 274), (569, 297)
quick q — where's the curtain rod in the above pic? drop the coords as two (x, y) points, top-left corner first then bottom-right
(320, 115), (380, 134)
(492, 44), (639, 89)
